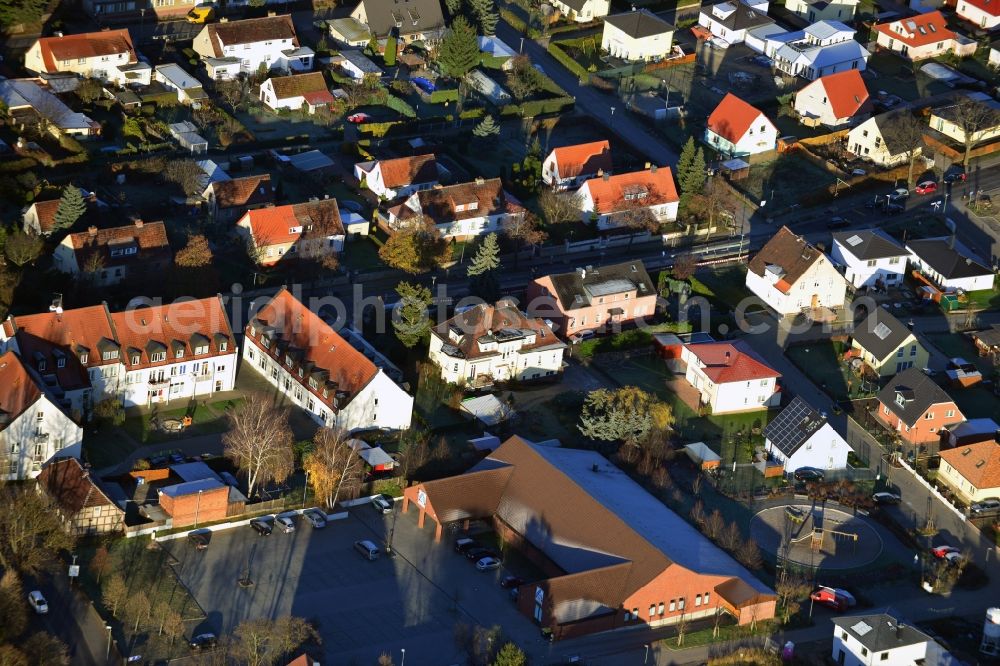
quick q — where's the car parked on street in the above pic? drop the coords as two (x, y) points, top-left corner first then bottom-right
(872, 492), (901, 505)
(810, 587), (850, 611)
(275, 515), (295, 533)
(889, 187), (909, 200)
(884, 202), (905, 215)
(500, 575), (524, 588)
(971, 498), (1000, 515)
(466, 546), (499, 561)
(915, 181), (938, 194)
(27, 590), (48, 614)
(827, 217), (850, 230)
(347, 112), (370, 123)
(944, 551), (965, 566)
(371, 494), (394, 514)
(189, 633), (217, 651)
(794, 467), (824, 482)
(455, 537), (479, 553)
(188, 532), (209, 550)
(250, 518), (272, 536)
(943, 168), (966, 183)
(304, 508), (326, 528)
(476, 556), (502, 571)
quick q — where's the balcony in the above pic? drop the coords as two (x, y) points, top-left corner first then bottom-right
(148, 377), (170, 387)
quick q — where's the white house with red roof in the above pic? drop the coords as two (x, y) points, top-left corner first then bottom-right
(110, 297), (237, 407)
(793, 69), (870, 128)
(0, 351), (82, 481)
(957, 0), (1000, 29)
(680, 341), (781, 414)
(53, 220), (173, 286)
(354, 154), (440, 199)
(25, 29), (150, 85)
(705, 93), (777, 157)
(22, 199), (62, 236)
(542, 140), (613, 190)
(577, 166), (679, 230)
(192, 16), (313, 79)
(236, 199), (345, 266)
(242, 289), (413, 432)
(746, 226), (848, 315)
(259, 72), (335, 114)
(873, 12), (972, 61)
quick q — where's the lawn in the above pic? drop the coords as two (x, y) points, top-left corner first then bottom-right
(949, 384), (1000, 420)
(785, 340), (876, 401)
(341, 236), (385, 272)
(924, 332), (993, 373)
(83, 427), (141, 470)
(124, 397), (240, 445)
(576, 322), (693, 360)
(960, 288), (1000, 311)
(691, 266), (752, 311)
(881, 215), (952, 242)
(79, 538), (204, 663)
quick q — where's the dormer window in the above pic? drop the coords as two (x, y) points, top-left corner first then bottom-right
(102, 350), (119, 360)
(286, 355), (294, 368)
(131, 355), (140, 365)
(195, 345), (208, 355)
(219, 341), (228, 352)
(37, 359), (46, 372)
(175, 349), (184, 359)
(895, 393), (906, 407)
(309, 378), (318, 389)
(80, 352), (89, 364)
(262, 336), (271, 349)
(150, 352), (166, 363)
(289, 225), (303, 234)
(57, 357), (65, 368)
(298, 368), (304, 378)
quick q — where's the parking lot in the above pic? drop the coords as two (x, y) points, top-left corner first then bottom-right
(163, 503), (545, 664)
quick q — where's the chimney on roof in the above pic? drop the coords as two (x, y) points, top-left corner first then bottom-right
(267, 10), (276, 15)
(724, 351), (731, 365)
(475, 177), (485, 185)
(134, 219), (143, 228)
(219, 17), (228, 21)
(578, 267), (586, 279)
(597, 168), (604, 178)
(603, 171), (610, 181)
(88, 226), (98, 237)
(650, 164), (658, 173)
(54, 31), (63, 37)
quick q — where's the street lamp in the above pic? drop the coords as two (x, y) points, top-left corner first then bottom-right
(302, 470), (309, 506)
(401, 648), (406, 666)
(194, 489), (203, 528)
(644, 643), (650, 664)
(106, 625), (113, 659)
(520, 37), (524, 54)
(609, 106), (616, 130)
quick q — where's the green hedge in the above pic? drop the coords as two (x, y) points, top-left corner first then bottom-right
(480, 54), (510, 70)
(547, 41), (589, 81)
(359, 120), (406, 137)
(459, 107), (485, 119)
(429, 88), (460, 103)
(500, 8), (527, 33)
(499, 97), (574, 118)
(385, 94), (416, 118)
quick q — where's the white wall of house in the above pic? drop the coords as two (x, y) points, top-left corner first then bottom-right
(874, 30), (954, 60)
(428, 334), (565, 385)
(705, 114), (777, 156)
(259, 79), (306, 112)
(786, 0), (858, 22)
(680, 347), (779, 414)
(794, 81), (859, 127)
(193, 30), (312, 78)
(601, 24), (674, 61)
(25, 42), (132, 83)
(242, 338), (412, 432)
(541, 153), (594, 190)
(847, 117), (912, 165)
(355, 162), (436, 199)
(435, 213), (515, 239)
(767, 422), (851, 472)
(0, 394), (82, 481)
(907, 253), (995, 291)
(832, 629), (927, 666)
(746, 255), (848, 315)
(990, 45), (1000, 67)
(956, 1), (999, 29)
(121, 353), (237, 408)
(22, 204), (51, 236)
(930, 109), (1000, 145)
(697, 12), (751, 44)
(205, 59), (242, 80)
(831, 244), (906, 289)
(550, 0), (610, 21)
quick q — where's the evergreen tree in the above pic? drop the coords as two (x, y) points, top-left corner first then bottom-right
(445, 0), (462, 15)
(469, 0), (498, 35)
(437, 16), (480, 77)
(392, 281), (433, 348)
(384, 35), (397, 66)
(676, 137), (696, 193)
(467, 233), (501, 302)
(681, 147), (706, 195)
(53, 185), (86, 231)
(473, 114), (500, 138)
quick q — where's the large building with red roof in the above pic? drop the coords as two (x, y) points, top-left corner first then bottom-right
(577, 166), (679, 231)
(541, 140), (613, 191)
(0, 351), (82, 481)
(679, 340), (781, 414)
(957, 0), (1000, 29)
(24, 29), (150, 85)
(53, 220), (173, 286)
(793, 69), (871, 128)
(872, 12), (968, 61)
(243, 289), (413, 432)
(403, 436), (775, 640)
(705, 93), (778, 157)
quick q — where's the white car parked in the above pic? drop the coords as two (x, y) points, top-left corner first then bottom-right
(28, 590), (48, 614)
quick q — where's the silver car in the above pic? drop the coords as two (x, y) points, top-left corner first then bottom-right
(304, 509), (326, 528)
(275, 515), (296, 533)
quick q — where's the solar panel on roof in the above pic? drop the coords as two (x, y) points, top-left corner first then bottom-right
(852, 620), (874, 636)
(846, 234), (863, 246)
(873, 322), (893, 340)
(764, 397), (825, 457)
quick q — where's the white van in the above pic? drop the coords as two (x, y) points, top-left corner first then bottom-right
(354, 540), (380, 561)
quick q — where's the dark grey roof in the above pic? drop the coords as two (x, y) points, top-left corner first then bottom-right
(547, 261), (655, 311)
(877, 367), (956, 427)
(763, 396), (827, 457)
(833, 229), (906, 261)
(353, 0), (445, 38)
(701, 2), (774, 30)
(557, 0), (589, 12)
(973, 325), (1000, 349)
(832, 614), (931, 653)
(906, 238), (993, 280)
(852, 307), (912, 363)
(871, 110), (922, 156)
(604, 9), (675, 39)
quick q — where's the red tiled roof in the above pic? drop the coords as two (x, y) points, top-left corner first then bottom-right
(247, 289), (378, 409)
(707, 93), (767, 144)
(961, 0), (1000, 17)
(581, 167), (679, 214)
(207, 174), (274, 210)
(29, 199), (62, 234)
(110, 296), (235, 372)
(35, 29), (136, 72)
(376, 154), (438, 188)
(940, 441), (1000, 490)
(6, 304), (119, 392)
(873, 11), (955, 47)
(685, 341), (781, 384)
(303, 90), (335, 106)
(550, 140), (612, 179)
(814, 70), (869, 120)
(240, 199), (343, 247)
(204, 16), (298, 57)
(0, 351), (42, 429)
(38, 457), (120, 516)
(66, 221), (171, 267)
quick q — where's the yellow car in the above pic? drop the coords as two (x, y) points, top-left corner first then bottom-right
(186, 3), (215, 23)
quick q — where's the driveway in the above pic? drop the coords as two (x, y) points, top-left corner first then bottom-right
(496, 20), (679, 166)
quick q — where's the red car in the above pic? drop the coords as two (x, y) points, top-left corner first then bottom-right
(931, 545), (960, 558)
(810, 587), (850, 611)
(915, 181), (938, 194)
(347, 113), (371, 123)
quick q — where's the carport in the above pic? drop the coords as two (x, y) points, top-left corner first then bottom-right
(401, 485), (445, 541)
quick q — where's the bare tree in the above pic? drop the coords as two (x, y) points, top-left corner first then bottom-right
(538, 189), (582, 225)
(103, 574), (128, 618)
(719, 521), (742, 552)
(774, 573), (812, 623)
(161, 608), (184, 645)
(675, 609), (689, 646)
(223, 393), (295, 498)
(881, 110), (926, 188)
(689, 500), (706, 527)
(0, 571), (27, 643)
(22, 632), (69, 666)
(4, 230), (44, 267)
(943, 94), (1000, 170)
(125, 591), (151, 633)
(302, 427), (364, 508)
(89, 545), (112, 584)
(229, 616), (318, 666)
(502, 213), (546, 268)
(0, 485), (74, 574)
(736, 537), (763, 570)
(705, 510), (725, 541)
